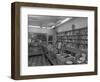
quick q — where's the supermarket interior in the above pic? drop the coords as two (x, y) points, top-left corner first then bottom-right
(28, 15), (88, 66)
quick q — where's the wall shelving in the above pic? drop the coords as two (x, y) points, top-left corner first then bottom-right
(56, 27), (88, 53)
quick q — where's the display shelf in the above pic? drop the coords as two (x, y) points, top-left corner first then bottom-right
(56, 27), (88, 53)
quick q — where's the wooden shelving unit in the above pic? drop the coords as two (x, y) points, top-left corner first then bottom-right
(56, 27), (88, 54)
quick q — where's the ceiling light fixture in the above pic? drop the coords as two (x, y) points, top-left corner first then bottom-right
(61, 18), (72, 24)
(51, 25), (55, 29)
(28, 25), (40, 28)
(42, 27), (46, 28)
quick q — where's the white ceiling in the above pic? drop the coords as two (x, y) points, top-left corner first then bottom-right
(28, 15), (71, 29)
